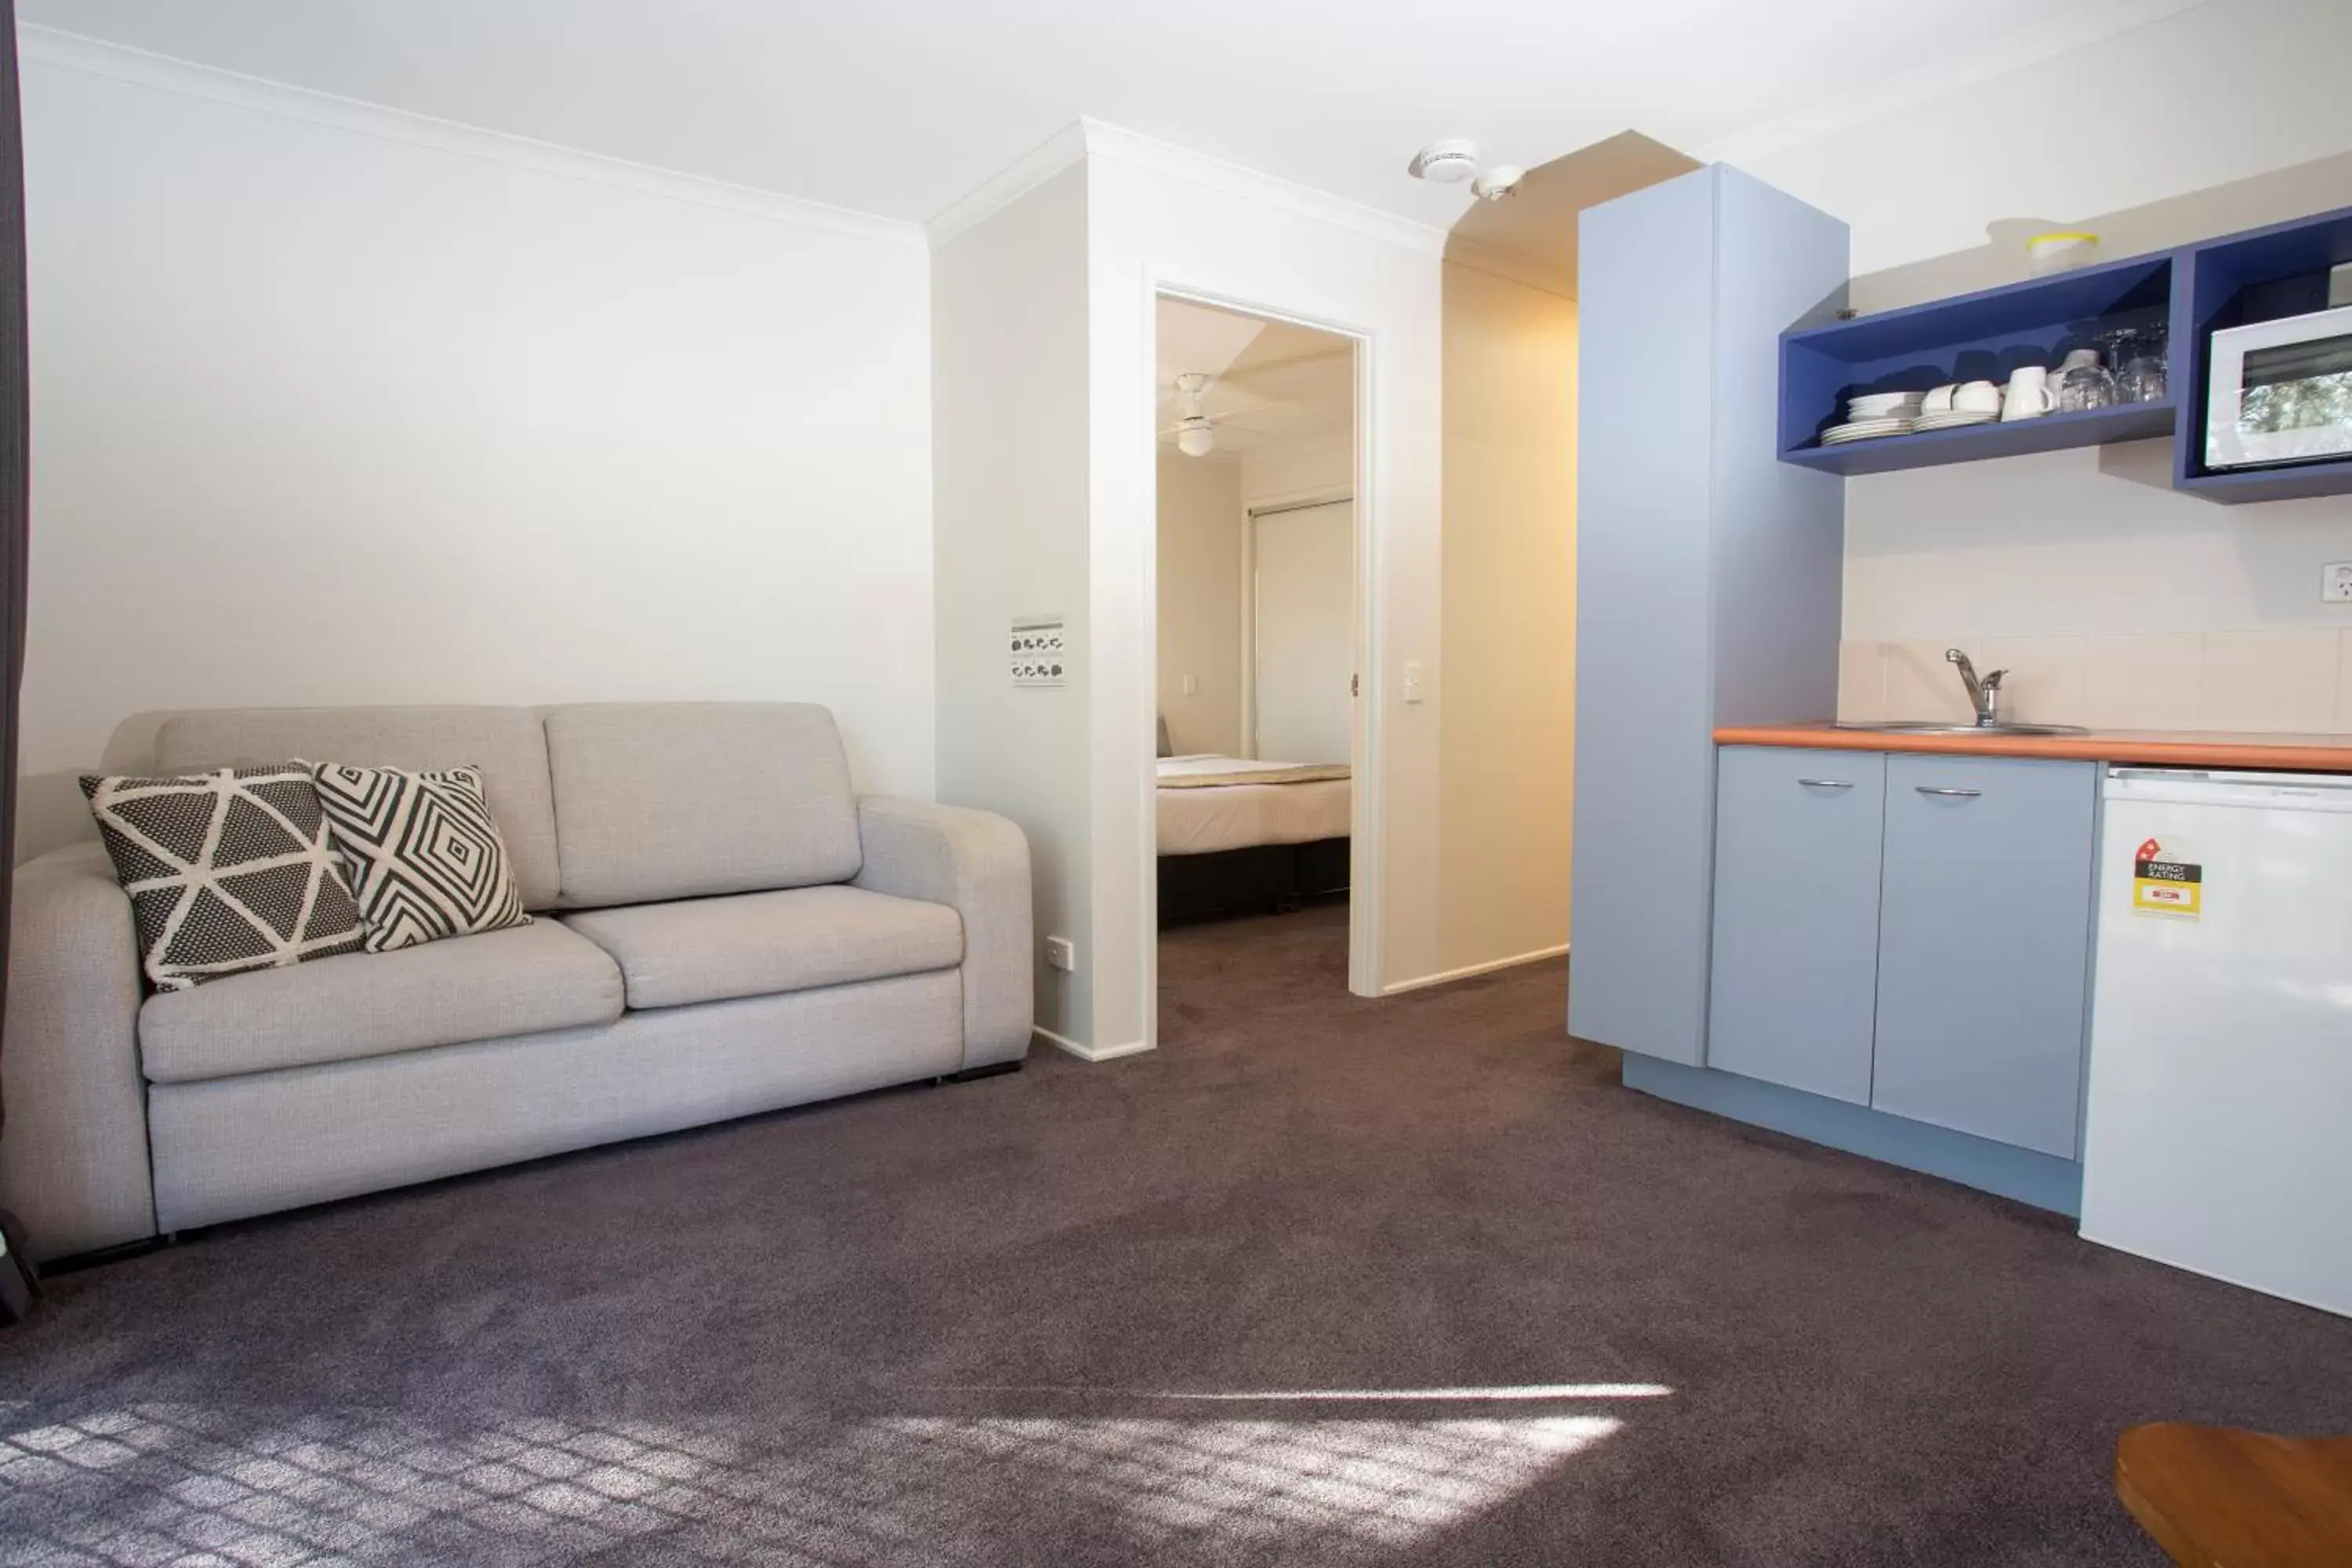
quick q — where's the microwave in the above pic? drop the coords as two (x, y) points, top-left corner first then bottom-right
(2205, 303), (2352, 470)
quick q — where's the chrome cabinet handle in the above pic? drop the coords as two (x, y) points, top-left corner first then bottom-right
(1797, 778), (1853, 789)
(1915, 786), (1982, 798)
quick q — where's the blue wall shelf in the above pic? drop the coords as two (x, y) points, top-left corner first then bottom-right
(2172, 203), (2352, 505)
(1777, 201), (2352, 503)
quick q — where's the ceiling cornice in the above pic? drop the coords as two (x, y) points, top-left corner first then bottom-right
(1695, 0), (2212, 169)
(19, 23), (927, 248)
(925, 117), (1450, 258)
(1078, 119), (1447, 258)
(921, 121), (1091, 249)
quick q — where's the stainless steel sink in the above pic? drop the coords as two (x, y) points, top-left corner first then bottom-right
(1831, 720), (2090, 737)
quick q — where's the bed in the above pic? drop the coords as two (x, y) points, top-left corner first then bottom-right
(1156, 753), (1351, 925)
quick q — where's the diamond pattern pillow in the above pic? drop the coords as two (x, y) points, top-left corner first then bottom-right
(310, 764), (531, 952)
(81, 765), (368, 992)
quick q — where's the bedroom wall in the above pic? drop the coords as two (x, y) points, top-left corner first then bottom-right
(18, 34), (938, 860)
(1240, 430), (1352, 507)
(1154, 453), (1245, 756)
(1737, 0), (2352, 730)
(932, 164), (1095, 1047)
(1436, 262), (1575, 976)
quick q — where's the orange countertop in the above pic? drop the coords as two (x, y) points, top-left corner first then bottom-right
(1715, 724), (2352, 773)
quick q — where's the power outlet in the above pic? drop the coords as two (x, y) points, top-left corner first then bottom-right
(2326, 562), (2352, 604)
(1044, 935), (1075, 972)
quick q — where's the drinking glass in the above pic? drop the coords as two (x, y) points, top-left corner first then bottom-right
(2103, 326), (2169, 404)
(2057, 361), (2120, 412)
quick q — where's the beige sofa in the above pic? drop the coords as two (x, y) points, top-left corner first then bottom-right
(0, 702), (1032, 1261)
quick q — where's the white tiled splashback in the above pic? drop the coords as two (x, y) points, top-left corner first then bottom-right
(1838, 630), (2352, 733)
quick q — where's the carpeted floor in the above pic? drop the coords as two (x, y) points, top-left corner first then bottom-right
(4, 901), (2349, 1566)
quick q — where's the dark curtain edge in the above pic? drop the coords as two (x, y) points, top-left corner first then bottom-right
(1, 0), (42, 1319)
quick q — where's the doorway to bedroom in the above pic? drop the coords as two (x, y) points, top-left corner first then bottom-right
(1152, 295), (1359, 1003)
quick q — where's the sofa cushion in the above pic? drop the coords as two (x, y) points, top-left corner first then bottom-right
(80, 765), (366, 992)
(138, 920), (624, 1083)
(561, 885), (960, 1011)
(154, 707), (561, 909)
(543, 703), (862, 907)
(311, 764), (531, 951)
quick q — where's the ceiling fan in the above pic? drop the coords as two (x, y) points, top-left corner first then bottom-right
(1161, 372), (1221, 458)
(1156, 369), (1308, 458)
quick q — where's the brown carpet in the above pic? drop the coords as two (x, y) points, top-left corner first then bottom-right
(3, 900), (2348, 1565)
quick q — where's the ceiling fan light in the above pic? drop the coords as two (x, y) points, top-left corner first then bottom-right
(1176, 423), (1215, 458)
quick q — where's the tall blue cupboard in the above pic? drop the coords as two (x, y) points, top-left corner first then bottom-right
(1566, 165), (1849, 1063)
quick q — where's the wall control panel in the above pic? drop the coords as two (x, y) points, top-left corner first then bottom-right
(1011, 615), (1069, 687)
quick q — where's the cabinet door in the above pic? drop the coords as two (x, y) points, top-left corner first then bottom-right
(1568, 171), (1722, 1064)
(1708, 746), (1886, 1104)
(1872, 756), (2097, 1156)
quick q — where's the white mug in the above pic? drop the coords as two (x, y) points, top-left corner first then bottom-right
(1921, 383), (1960, 414)
(1953, 379), (2003, 415)
(2002, 366), (2056, 421)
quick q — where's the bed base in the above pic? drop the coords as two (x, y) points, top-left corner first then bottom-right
(1157, 837), (1349, 927)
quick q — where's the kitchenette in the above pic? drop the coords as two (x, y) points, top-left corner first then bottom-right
(1571, 165), (2352, 1321)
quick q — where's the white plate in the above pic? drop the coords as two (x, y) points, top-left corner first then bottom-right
(1912, 411), (1998, 429)
(1823, 419), (1912, 440)
(1847, 395), (1924, 416)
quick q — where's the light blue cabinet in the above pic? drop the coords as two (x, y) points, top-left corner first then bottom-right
(1708, 746), (1886, 1105)
(1871, 756), (2099, 1157)
(1568, 165), (1849, 1065)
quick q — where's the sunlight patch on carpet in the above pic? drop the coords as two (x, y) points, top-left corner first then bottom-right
(0, 1403), (1626, 1564)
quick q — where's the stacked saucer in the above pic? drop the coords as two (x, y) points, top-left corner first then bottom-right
(1822, 418), (1911, 445)
(1848, 391), (1924, 421)
(1911, 408), (1998, 432)
(1820, 390), (1924, 445)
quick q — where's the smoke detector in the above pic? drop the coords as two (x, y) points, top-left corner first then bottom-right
(1407, 140), (1480, 185)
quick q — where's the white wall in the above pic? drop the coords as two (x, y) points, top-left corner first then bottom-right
(1240, 430), (1352, 506)
(1087, 131), (1447, 1050)
(1742, 0), (2352, 731)
(1154, 453), (1245, 756)
(932, 164), (1094, 1046)
(20, 41), (938, 858)
(1436, 263), (1575, 973)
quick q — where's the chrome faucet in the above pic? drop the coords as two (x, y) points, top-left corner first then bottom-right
(1946, 648), (2008, 727)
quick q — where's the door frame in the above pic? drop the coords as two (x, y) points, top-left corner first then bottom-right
(1142, 280), (1381, 1032)
(1240, 489), (1353, 761)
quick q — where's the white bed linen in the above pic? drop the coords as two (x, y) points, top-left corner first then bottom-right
(1156, 755), (1352, 855)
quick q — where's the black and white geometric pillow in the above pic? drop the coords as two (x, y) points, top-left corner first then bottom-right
(80, 765), (368, 992)
(310, 764), (531, 952)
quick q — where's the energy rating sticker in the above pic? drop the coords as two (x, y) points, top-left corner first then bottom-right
(2132, 836), (2202, 917)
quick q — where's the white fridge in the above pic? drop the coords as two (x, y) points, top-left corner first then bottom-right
(2081, 767), (2352, 1318)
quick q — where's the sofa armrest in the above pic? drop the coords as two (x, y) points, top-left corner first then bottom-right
(0, 844), (155, 1260)
(853, 797), (1033, 1070)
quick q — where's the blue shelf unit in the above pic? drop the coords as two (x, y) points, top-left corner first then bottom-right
(1779, 251), (2176, 475)
(2173, 203), (2352, 504)
(1777, 200), (2352, 503)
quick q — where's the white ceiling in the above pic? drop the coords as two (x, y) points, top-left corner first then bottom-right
(23, 0), (2158, 231)
(1157, 299), (1351, 459)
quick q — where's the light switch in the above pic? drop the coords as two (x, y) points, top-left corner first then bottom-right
(1181, 673), (1198, 696)
(1402, 662), (1425, 703)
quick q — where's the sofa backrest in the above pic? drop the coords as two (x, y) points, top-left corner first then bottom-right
(542, 702), (861, 908)
(150, 706), (564, 910)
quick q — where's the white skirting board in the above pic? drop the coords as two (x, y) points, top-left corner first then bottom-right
(1381, 943), (1568, 996)
(1034, 1026), (1154, 1063)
